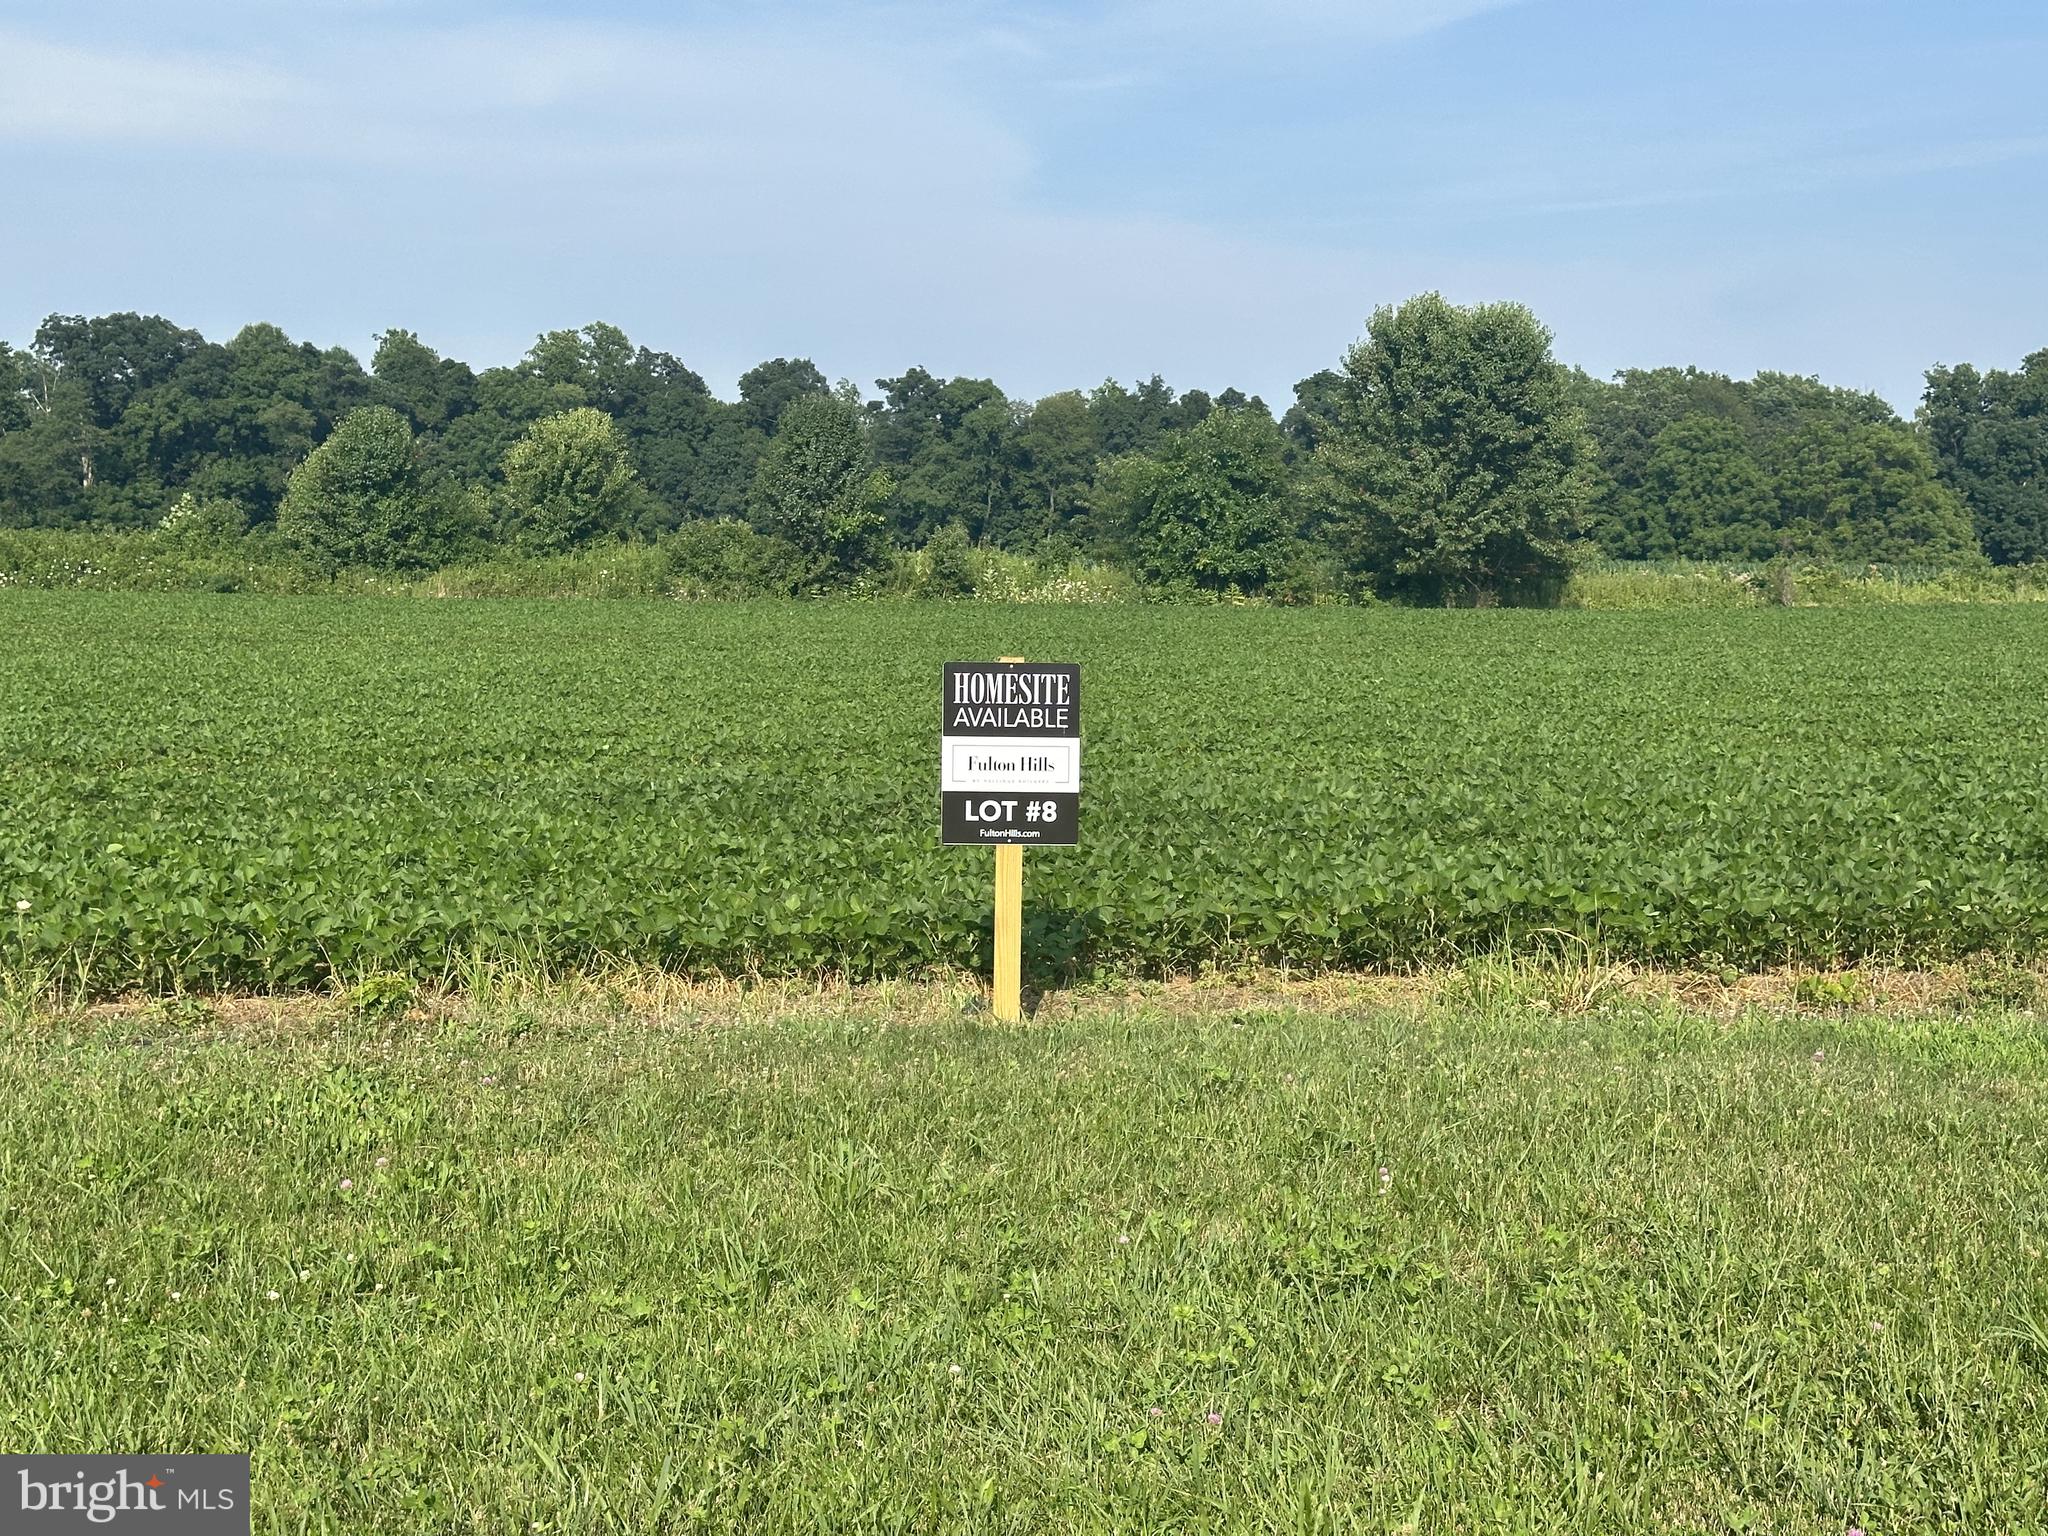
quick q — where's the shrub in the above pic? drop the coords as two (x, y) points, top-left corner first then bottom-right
(662, 520), (816, 598)
(1122, 409), (1297, 594)
(153, 493), (249, 551)
(278, 406), (471, 571)
(500, 408), (648, 554)
(918, 524), (979, 598)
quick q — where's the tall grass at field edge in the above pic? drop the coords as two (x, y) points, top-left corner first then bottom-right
(6, 525), (2048, 605)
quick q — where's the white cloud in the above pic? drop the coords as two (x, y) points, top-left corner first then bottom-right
(0, 29), (294, 141)
(1429, 130), (2048, 222)
(940, 0), (1531, 86)
(1109, 0), (1527, 44)
(0, 18), (1034, 192)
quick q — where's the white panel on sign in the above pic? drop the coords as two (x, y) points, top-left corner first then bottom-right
(941, 737), (1080, 793)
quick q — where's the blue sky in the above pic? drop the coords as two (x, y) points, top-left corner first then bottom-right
(2, 0), (2043, 411)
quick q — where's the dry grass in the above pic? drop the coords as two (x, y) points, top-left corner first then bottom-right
(52, 954), (2044, 1042)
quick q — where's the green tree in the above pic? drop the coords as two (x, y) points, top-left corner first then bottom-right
(867, 370), (1020, 545)
(1632, 415), (1780, 559)
(528, 323), (639, 401)
(1570, 365), (1904, 559)
(30, 313), (203, 431)
(1572, 366), (1753, 553)
(277, 405), (464, 569)
(173, 323), (372, 522)
(738, 358), (828, 436)
(8, 318), (378, 529)
(1014, 391), (1098, 538)
(1767, 422), (1980, 564)
(1280, 369), (1344, 462)
(1922, 353), (2048, 565)
(2, 313), (207, 526)
(500, 408), (647, 552)
(1087, 375), (1183, 457)
(439, 366), (585, 488)
(747, 394), (889, 579)
(1746, 371), (1896, 438)
(467, 324), (763, 531)
(0, 353), (91, 528)
(0, 342), (34, 435)
(683, 407), (768, 522)
(1314, 293), (1591, 604)
(372, 329), (477, 435)
(1118, 407), (1296, 593)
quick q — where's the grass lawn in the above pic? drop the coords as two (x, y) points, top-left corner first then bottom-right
(3, 976), (2045, 1533)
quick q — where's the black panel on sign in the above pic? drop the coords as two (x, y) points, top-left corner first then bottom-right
(942, 792), (1080, 845)
(941, 663), (1081, 739)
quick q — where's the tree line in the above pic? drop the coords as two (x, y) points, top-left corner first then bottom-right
(1, 298), (2041, 601)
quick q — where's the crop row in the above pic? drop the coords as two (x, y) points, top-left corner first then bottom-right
(3, 593), (2044, 993)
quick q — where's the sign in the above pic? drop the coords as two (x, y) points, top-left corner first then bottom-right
(941, 661), (1079, 845)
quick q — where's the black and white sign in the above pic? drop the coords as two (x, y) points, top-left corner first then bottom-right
(941, 662), (1080, 845)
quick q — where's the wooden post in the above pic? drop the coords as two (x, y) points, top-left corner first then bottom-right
(993, 844), (1023, 1022)
(992, 656), (1025, 1021)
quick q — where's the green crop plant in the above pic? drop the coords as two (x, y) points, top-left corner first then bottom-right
(3, 593), (2046, 995)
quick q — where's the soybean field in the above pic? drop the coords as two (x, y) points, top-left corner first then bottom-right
(2, 592), (2045, 994)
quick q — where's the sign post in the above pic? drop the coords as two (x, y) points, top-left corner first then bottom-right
(993, 841), (1023, 1024)
(941, 658), (1081, 1021)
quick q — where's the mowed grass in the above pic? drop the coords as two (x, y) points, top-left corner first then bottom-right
(3, 987), (2047, 1534)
